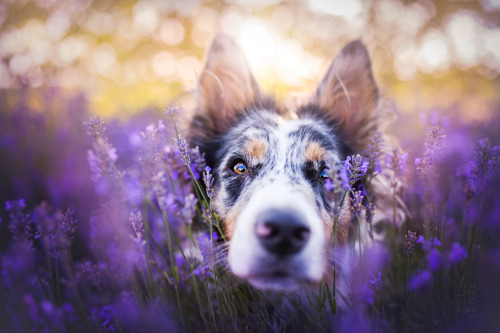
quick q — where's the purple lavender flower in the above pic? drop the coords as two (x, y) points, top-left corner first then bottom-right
(98, 305), (117, 333)
(151, 171), (167, 200)
(84, 116), (105, 139)
(5, 198), (26, 211)
(193, 232), (221, 280)
(164, 106), (179, 118)
(188, 162), (200, 180)
(359, 283), (374, 304)
(40, 300), (65, 330)
(415, 126), (447, 177)
(1, 240), (34, 288)
(364, 132), (384, 175)
(85, 117), (120, 182)
(23, 294), (40, 323)
(324, 156), (349, 193)
(386, 147), (408, 177)
(369, 271), (382, 287)
(409, 270), (432, 290)
(138, 127), (162, 167)
(33, 202), (68, 260)
(203, 166), (215, 199)
(365, 202), (375, 224)
(351, 191), (364, 218)
(466, 138), (500, 200)
(181, 193), (197, 224)
(417, 235), (441, 252)
(198, 232), (219, 257)
(58, 209), (77, 247)
(404, 230), (417, 254)
(174, 134), (191, 166)
(129, 209), (144, 240)
(427, 248), (441, 271)
(447, 242), (468, 265)
(190, 146), (207, 174)
(6, 199), (33, 245)
(344, 154), (369, 186)
(79, 260), (102, 287)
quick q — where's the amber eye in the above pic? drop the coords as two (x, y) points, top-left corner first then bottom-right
(232, 161), (248, 175)
(319, 169), (329, 180)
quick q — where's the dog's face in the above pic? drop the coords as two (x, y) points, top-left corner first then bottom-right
(189, 34), (379, 290)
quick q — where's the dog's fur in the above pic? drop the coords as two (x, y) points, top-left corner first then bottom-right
(188, 34), (392, 291)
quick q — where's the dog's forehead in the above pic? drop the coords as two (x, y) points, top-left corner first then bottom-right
(220, 109), (340, 162)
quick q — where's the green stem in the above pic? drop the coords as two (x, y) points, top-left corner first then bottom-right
(357, 217), (362, 259)
(393, 182), (397, 228)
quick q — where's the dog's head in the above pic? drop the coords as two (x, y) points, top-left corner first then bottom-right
(189, 34), (379, 290)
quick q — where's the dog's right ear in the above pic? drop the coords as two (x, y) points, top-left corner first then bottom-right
(308, 41), (379, 152)
(189, 34), (260, 144)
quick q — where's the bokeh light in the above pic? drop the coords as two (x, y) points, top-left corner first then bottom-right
(0, 0), (498, 119)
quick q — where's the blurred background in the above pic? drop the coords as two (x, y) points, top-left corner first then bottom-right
(0, 0), (499, 119)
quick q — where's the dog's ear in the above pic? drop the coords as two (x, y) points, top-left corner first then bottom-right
(312, 41), (379, 152)
(190, 34), (260, 143)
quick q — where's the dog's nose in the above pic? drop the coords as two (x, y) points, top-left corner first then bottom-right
(255, 210), (310, 256)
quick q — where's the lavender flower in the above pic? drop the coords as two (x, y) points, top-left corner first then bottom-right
(344, 154), (369, 186)
(84, 116), (105, 139)
(351, 191), (364, 218)
(359, 283), (375, 305)
(98, 305), (117, 332)
(129, 209), (144, 240)
(426, 248), (441, 270)
(1, 239), (34, 288)
(33, 202), (63, 260)
(193, 232), (220, 280)
(85, 117), (120, 182)
(467, 138), (500, 200)
(364, 132), (384, 175)
(386, 146), (408, 177)
(58, 209), (77, 247)
(369, 271), (382, 288)
(415, 126), (447, 177)
(404, 230), (417, 254)
(151, 171), (167, 200)
(203, 166), (215, 199)
(79, 260), (102, 287)
(181, 193), (198, 224)
(5, 198), (26, 210)
(190, 146), (207, 174)
(5, 199), (33, 244)
(365, 202), (375, 224)
(174, 134), (191, 166)
(138, 127), (162, 167)
(447, 242), (468, 265)
(409, 270), (432, 290)
(164, 106), (179, 118)
(324, 156), (349, 193)
(417, 234), (441, 252)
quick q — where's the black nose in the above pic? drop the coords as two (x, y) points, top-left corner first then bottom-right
(255, 209), (310, 257)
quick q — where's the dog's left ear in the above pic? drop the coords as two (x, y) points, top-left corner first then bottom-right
(311, 41), (379, 151)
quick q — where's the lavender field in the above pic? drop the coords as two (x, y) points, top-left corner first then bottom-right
(1, 1), (500, 332)
(1, 90), (499, 332)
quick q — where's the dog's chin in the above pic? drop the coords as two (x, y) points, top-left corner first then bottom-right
(246, 272), (317, 292)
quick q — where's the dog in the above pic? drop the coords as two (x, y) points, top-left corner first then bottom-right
(188, 34), (396, 292)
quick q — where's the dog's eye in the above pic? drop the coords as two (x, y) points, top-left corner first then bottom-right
(319, 169), (329, 180)
(232, 161), (248, 175)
